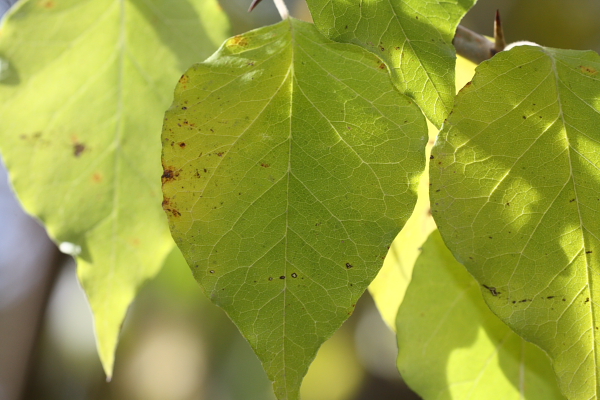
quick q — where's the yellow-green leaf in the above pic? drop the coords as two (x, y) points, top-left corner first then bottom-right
(306, 0), (476, 126)
(162, 18), (426, 399)
(397, 230), (564, 399)
(0, 0), (228, 376)
(431, 45), (600, 399)
(369, 55), (476, 328)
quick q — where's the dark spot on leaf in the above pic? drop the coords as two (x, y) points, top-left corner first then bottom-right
(179, 75), (188, 84)
(562, 298), (566, 301)
(291, 273), (297, 278)
(482, 284), (499, 296)
(430, 155), (434, 159)
(261, 163), (270, 168)
(209, 270), (215, 274)
(268, 277), (273, 281)
(217, 152), (225, 157)
(489, 236), (493, 239)
(547, 296), (555, 299)
(580, 65), (598, 75)
(378, 63), (386, 69)
(181, 106), (187, 110)
(179, 142), (186, 148)
(280, 276), (285, 279)
(346, 263), (353, 269)
(512, 300), (516, 304)
(519, 299), (529, 303)
(586, 251), (593, 254)
(585, 298), (590, 303)
(161, 166), (180, 183)
(73, 143), (85, 157)
(506, 202), (510, 206)
(247, 61), (255, 66)
(522, 116), (526, 119)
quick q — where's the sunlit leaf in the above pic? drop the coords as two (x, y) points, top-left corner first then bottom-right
(305, 0), (476, 127)
(162, 18), (426, 399)
(0, 0), (228, 375)
(397, 230), (564, 399)
(369, 55), (475, 328)
(430, 45), (600, 399)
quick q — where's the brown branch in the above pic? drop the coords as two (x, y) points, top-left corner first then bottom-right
(453, 10), (506, 64)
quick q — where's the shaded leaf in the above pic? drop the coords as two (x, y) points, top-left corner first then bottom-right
(162, 18), (426, 399)
(305, 0), (476, 127)
(397, 230), (564, 399)
(0, 0), (228, 375)
(430, 46), (600, 399)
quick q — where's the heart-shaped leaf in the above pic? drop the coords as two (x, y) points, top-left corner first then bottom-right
(430, 45), (600, 399)
(0, 0), (228, 375)
(162, 18), (427, 399)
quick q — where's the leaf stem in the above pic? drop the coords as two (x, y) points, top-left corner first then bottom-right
(273, 0), (289, 19)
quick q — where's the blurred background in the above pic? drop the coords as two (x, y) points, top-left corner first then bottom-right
(1, 1), (600, 399)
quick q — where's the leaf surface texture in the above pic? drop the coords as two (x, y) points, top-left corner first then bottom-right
(162, 18), (426, 399)
(306, 0), (476, 126)
(0, 0), (228, 375)
(430, 46), (600, 399)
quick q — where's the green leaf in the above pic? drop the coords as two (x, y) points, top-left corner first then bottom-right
(162, 18), (426, 399)
(0, 0), (228, 376)
(397, 230), (565, 399)
(305, 0), (476, 127)
(430, 46), (600, 399)
(369, 55), (476, 328)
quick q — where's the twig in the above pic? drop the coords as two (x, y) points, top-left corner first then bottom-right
(248, 0), (289, 19)
(454, 25), (495, 64)
(453, 10), (506, 64)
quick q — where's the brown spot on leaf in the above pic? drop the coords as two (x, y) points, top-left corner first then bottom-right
(580, 65), (598, 75)
(378, 63), (386, 70)
(161, 166), (180, 183)
(227, 35), (249, 47)
(73, 142), (85, 157)
(346, 263), (353, 269)
(179, 142), (186, 148)
(179, 74), (189, 84)
(92, 172), (103, 183)
(260, 162), (270, 168)
(216, 152), (225, 157)
(40, 0), (54, 8)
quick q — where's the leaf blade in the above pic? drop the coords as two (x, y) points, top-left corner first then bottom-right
(162, 18), (427, 399)
(430, 46), (600, 399)
(0, 0), (228, 375)
(397, 230), (565, 400)
(305, 0), (477, 126)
